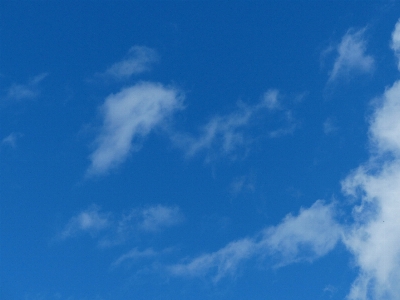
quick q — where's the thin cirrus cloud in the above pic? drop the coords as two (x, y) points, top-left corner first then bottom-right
(59, 204), (183, 246)
(87, 81), (183, 176)
(103, 46), (159, 79)
(328, 28), (374, 82)
(171, 89), (295, 158)
(391, 19), (400, 71)
(6, 73), (48, 101)
(171, 21), (400, 300)
(169, 201), (341, 282)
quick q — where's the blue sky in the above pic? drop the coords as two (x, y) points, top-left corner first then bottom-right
(1, 1), (400, 299)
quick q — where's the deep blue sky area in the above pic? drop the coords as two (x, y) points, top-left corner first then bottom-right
(2, 2), (400, 300)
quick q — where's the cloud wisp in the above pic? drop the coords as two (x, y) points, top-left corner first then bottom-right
(169, 201), (341, 282)
(6, 73), (48, 101)
(391, 19), (400, 71)
(59, 205), (111, 239)
(87, 82), (183, 176)
(104, 46), (159, 80)
(171, 89), (295, 159)
(328, 29), (374, 82)
(59, 204), (183, 247)
(112, 247), (158, 267)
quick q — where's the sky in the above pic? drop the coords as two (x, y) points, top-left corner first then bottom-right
(1, 1), (400, 300)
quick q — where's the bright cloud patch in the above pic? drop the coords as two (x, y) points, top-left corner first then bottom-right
(328, 29), (374, 82)
(104, 46), (158, 79)
(170, 201), (340, 281)
(88, 82), (182, 176)
(264, 201), (342, 265)
(341, 77), (400, 300)
(391, 19), (400, 71)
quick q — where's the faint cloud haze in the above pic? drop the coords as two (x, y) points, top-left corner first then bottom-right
(59, 204), (183, 247)
(104, 46), (159, 79)
(6, 73), (48, 101)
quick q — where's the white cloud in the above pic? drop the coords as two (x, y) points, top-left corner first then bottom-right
(6, 73), (48, 101)
(60, 205), (111, 239)
(171, 22), (400, 299)
(264, 201), (341, 265)
(369, 81), (400, 155)
(391, 19), (400, 71)
(328, 29), (374, 82)
(104, 46), (158, 79)
(87, 82), (183, 176)
(170, 237), (257, 282)
(170, 200), (340, 281)
(171, 89), (294, 157)
(341, 78), (400, 300)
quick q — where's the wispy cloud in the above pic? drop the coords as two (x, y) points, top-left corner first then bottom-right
(87, 82), (183, 176)
(59, 204), (183, 247)
(171, 89), (295, 158)
(103, 46), (158, 79)
(391, 19), (400, 71)
(328, 29), (374, 82)
(6, 73), (48, 101)
(169, 201), (340, 282)
(138, 205), (183, 232)
(59, 205), (111, 239)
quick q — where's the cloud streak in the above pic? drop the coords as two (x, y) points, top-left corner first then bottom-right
(328, 29), (374, 82)
(88, 82), (183, 176)
(169, 201), (340, 282)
